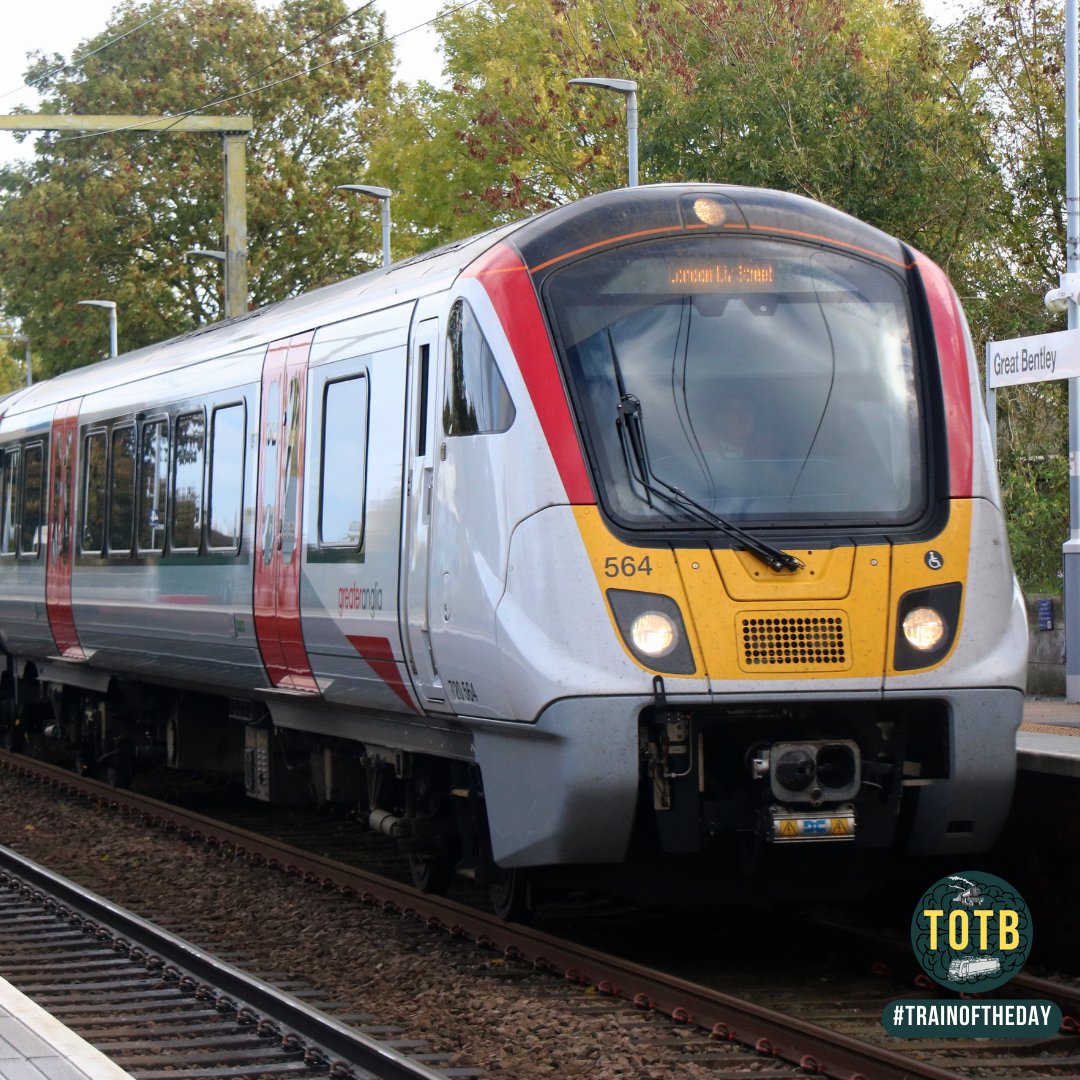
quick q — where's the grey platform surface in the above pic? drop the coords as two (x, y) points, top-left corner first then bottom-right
(1018, 697), (1080, 777)
(0, 977), (132, 1080)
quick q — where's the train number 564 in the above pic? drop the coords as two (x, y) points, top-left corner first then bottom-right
(603, 555), (654, 578)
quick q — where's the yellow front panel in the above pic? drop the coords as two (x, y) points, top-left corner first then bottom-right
(574, 501), (972, 681)
(885, 500), (972, 676)
(677, 547), (891, 680)
(573, 505), (704, 677)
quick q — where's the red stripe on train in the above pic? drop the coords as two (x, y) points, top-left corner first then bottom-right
(464, 243), (594, 504)
(914, 252), (974, 498)
(344, 635), (417, 712)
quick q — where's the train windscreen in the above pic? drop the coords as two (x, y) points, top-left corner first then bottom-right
(544, 236), (926, 529)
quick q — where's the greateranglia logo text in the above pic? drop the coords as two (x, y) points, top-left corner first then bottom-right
(882, 871), (1061, 1039)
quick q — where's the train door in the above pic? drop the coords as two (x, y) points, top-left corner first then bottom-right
(45, 398), (85, 660)
(423, 296), (515, 719)
(254, 332), (318, 692)
(401, 316), (447, 709)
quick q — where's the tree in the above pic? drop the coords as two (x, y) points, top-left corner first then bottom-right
(0, 0), (395, 375)
(0, 331), (31, 396)
(945, 0), (1070, 591)
(375, 0), (1000, 274)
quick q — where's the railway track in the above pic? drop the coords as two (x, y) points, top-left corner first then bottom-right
(0, 843), (475, 1080)
(3, 748), (1080, 1079)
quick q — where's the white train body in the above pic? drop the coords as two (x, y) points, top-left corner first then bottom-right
(0, 185), (1026, 906)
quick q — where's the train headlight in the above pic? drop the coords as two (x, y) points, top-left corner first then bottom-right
(894, 582), (962, 671)
(902, 607), (947, 652)
(606, 589), (696, 675)
(630, 611), (677, 658)
(690, 197), (727, 226)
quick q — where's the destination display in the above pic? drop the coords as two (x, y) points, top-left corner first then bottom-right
(668, 260), (776, 289)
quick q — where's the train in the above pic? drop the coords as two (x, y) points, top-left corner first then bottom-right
(0, 184), (1027, 917)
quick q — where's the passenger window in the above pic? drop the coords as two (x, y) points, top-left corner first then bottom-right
(319, 375), (368, 548)
(208, 404), (245, 551)
(108, 426), (136, 554)
(171, 412), (205, 550)
(0, 449), (19, 556)
(444, 299), (515, 436)
(20, 442), (43, 556)
(82, 431), (107, 554)
(138, 420), (169, 553)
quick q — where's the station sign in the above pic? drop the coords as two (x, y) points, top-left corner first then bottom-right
(986, 328), (1080, 388)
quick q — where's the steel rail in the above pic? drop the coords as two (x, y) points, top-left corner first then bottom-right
(0, 749), (965, 1080)
(0, 837), (453, 1080)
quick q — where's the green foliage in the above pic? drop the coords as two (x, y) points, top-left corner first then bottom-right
(1000, 441), (1068, 594)
(0, 332), (31, 396)
(375, 0), (1002, 276)
(0, 0), (395, 375)
(947, 0), (1071, 590)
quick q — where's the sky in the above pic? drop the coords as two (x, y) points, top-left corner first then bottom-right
(0, 0), (446, 169)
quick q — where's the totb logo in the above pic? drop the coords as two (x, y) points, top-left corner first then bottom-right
(910, 871), (1031, 992)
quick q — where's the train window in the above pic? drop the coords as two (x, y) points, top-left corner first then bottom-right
(319, 375), (368, 548)
(0, 449), (19, 556)
(546, 235), (924, 529)
(20, 442), (43, 557)
(81, 431), (107, 554)
(108, 425), (136, 554)
(171, 412), (205, 551)
(417, 343), (430, 457)
(208, 404), (245, 551)
(444, 299), (515, 436)
(138, 420), (169, 553)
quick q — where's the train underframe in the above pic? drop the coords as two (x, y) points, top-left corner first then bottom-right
(0, 662), (1020, 919)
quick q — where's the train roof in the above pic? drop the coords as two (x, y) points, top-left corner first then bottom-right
(0, 215), (529, 417)
(2, 183), (909, 418)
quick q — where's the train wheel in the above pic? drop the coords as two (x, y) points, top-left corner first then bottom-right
(489, 868), (535, 923)
(408, 851), (454, 895)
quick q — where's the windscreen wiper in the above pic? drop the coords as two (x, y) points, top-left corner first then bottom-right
(616, 393), (803, 574)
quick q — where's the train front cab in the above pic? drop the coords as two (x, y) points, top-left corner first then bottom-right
(464, 186), (1026, 899)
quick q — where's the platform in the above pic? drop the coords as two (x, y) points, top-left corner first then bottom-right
(1019, 697), (1080, 777)
(0, 976), (133, 1080)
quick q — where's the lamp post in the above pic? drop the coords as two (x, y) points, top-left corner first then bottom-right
(0, 334), (31, 387)
(77, 300), (118, 359)
(185, 248), (238, 319)
(336, 184), (393, 267)
(567, 77), (639, 188)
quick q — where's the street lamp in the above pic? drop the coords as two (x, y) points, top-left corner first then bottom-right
(0, 334), (31, 387)
(187, 248), (226, 262)
(77, 300), (118, 359)
(336, 185), (393, 268)
(185, 248), (239, 320)
(567, 77), (639, 188)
